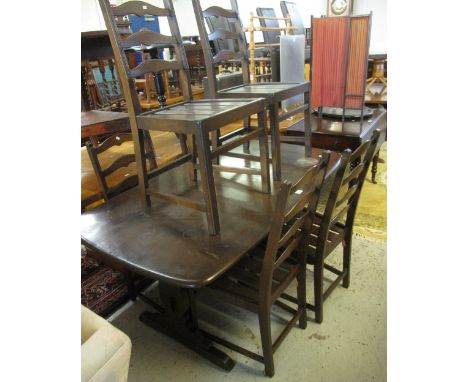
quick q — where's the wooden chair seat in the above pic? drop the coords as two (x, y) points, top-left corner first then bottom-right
(137, 98), (264, 132)
(218, 82), (310, 103)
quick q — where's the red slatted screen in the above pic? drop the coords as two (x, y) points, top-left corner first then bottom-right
(311, 15), (370, 110)
(311, 17), (349, 108)
(345, 16), (370, 109)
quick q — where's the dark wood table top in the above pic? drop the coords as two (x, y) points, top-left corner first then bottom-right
(81, 110), (130, 139)
(287, 109), (387, 152)
(81, 142), (319, 289)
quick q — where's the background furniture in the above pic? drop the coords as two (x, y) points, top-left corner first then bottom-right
(310, 14), (371, 121)
(199, 153), (329, 376)
(279, 1), (310, 62)
(81, 141), (319, 373)
(193, 0), (311, 181)
(81, 305), (132, 382)
(243, 11), (296, 83)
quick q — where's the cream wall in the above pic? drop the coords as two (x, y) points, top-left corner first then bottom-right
(81, 0), (386, 53)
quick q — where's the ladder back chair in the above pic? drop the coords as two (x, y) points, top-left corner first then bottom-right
(85, 133), (138, 202)
(99, 0), (271, 235)
(284, 129), (381, 323)
(192, 0), (312, 181)
(198, 151), (331, 377)
(84, 132), (148, 300)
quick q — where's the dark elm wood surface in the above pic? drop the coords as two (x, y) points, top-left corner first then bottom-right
(81, 142), (318, 289)
(81, 110), (130, 139)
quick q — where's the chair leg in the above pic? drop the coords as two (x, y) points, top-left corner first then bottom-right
(242, 116), (251, 153)
(297, 269), (307, 329)
(343, 231), (353, 288)
(258, 307), (275, 377)
(314, 261), (324, 324)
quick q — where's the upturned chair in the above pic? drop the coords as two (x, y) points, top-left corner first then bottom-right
(284, 129), (381, 323)
(198, 151), (330, 377)
(99, 0), (271, 235)
(192, 0), (312, 181)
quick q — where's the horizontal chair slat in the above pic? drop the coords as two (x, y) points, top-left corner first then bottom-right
(92, 133), (133, 154)
(112, 1), (171, 17)
(203, 6), (237, 19)
(208, 29), (241, 41)
(121, 28), (178, 48)
(130, 59), (182, 77)
(213, 50), (244, 64)
(101, 154), (136, 177)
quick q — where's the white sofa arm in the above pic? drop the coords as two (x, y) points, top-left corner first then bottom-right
(81, 306), (132, 382)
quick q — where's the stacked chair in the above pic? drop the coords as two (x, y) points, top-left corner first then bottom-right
(192, 0), (312, 181)
(98, 0), (271, 235)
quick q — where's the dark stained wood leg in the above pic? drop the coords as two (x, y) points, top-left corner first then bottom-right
(342, 230), (352, 288)
(269, 103), (281, 181)
(314, 260), (324, 324)
(134, 129), (151, 207)
(187, 134), (198, 183)
(303, 91), (312, 157)
(125, 270), (137, 301)
(143, 130), (157, 171)
(243, 117), (251, 153)
(371, 150), (380, 184)
(297, 271), (307, 329)
(257, 110), (271, 194)
(195, 129), (220, 235)
(258, 308), (275, 377)
(139, 283), (235, 371)
(211, 130), (220, 165)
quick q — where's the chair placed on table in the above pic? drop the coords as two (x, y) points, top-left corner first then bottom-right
(288, 130), (381, 323)
(192, 0), (312, 181)
(99, 0), (271, 235)
(81, 305), (132, 382)
(198, 151), (330, 377)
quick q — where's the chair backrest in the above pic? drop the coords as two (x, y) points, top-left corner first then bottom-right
(256, 8), (281, 45)
(98, 0), (193, 117)
(280, 1), (305, 36)
(192, 0), (250, 98)
(259, 151), (331, 300)
(314, 129), (381, 258)
(86, 133), (138, 201)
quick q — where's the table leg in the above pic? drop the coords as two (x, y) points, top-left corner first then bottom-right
(139, 283), (235, 371)
(371, 150), (380, 184)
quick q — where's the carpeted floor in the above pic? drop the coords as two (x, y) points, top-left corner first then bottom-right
(354, 142), (387, 240)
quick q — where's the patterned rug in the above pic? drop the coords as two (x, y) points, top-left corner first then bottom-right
(81, 248), (153, 318)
